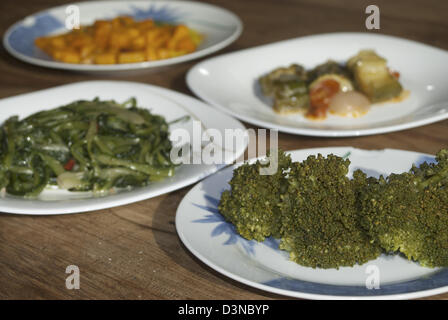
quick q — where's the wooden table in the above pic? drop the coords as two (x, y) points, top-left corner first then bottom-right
(0, 0), (447, 300)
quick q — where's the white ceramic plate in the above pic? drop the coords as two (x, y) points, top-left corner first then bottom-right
(187, 33), (448, 137)
(0, 81), (247, 215)
(3, 0), (242, 72)
(176, 147), (448, 299)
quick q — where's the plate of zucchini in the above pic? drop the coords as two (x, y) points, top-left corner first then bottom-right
(0, 81), (247, 214)
(187, 33), (448, 137)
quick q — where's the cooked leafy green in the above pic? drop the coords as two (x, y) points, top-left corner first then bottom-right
(0, 98), (175, 197)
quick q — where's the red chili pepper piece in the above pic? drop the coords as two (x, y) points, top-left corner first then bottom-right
(64, 159), (76, 171)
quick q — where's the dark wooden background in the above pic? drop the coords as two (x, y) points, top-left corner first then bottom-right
(0, 0), (447, 299)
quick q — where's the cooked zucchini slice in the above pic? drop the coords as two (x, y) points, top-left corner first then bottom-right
(259, 64), (307, 97)
(259, 64), (309, 114)
(307, 60), (350, 84)
(274, 91), (309, 114)
(347, 50), (402, 103)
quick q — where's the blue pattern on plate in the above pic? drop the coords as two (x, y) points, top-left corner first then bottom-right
(264, 268), (448, 297)
(192, 194), (257, 255)
(120, 4), (183, 22)
(414, 155), (437, 167)
(8, 13), (64, 56)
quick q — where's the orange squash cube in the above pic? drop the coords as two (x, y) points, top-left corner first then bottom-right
(118, 51), (145, 63)
(94, 52), (117, 64)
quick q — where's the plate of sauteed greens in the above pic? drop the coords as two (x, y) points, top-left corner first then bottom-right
(0, 81), (247, 214)
(187, 33), (448, 137)
(3, 1), (242, 72)
(176, 147), (448, 299)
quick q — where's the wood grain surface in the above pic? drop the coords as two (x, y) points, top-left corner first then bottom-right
(0, 0), (447, 300)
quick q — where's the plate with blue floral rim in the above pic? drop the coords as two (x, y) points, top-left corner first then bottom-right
(3, 0), (242, 72)
(175, 147), (448, 300)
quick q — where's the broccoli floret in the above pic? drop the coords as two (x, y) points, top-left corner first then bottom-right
(279, 154), (382, 269)
(218, 150), (292, 241)
(359, 149), (448, 267)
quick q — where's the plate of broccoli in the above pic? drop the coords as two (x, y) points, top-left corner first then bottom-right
(187, 33), (448, 137)
(176, 147), (448, 299)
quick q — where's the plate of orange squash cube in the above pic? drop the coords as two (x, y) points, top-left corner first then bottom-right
(3, 1), (243, 72)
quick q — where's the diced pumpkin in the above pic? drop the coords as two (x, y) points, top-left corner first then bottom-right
(172, 25), (190, 40)
(118, 51), (145, 63)
(131, 36), (146, 50)
(34, 16), (202, 65)
(145, 47), (158, 61)
(53, 50), (80, 63)
(156, 48), (174, 60)
(176, 37), (196, 52)
(50, 36), (66, 49)
(109, 32), (131, 49)
(94, 52), (117, 64)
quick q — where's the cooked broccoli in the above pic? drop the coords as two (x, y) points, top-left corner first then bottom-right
(218, 150), (292, 241)
(278, 154), (382, 269)
(219, 148), (448, 270)
(0, 126), (7, 190)
(359, 149), (448, 267)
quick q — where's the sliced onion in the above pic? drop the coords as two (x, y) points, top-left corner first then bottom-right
(57, 172), (85, 190)
(329, 91), (371, 117)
